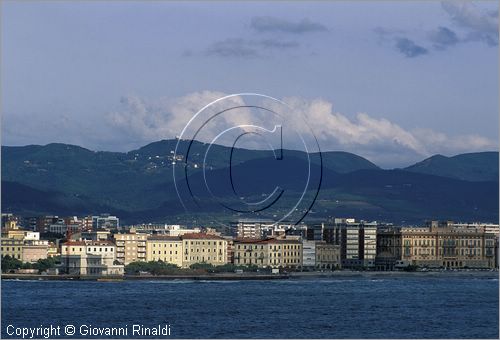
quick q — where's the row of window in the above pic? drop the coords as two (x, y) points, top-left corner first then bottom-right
(184, 256), (223, 262)
(152, 250), (178, 255)
(186, 241), (224, 246)
(68, 247), (114, 252)
(151, 243), (179, 248)
(1, 247), (22, 251)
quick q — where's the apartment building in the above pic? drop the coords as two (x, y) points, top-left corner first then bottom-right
(316, 242), (341, 269)
(302, 240), (317, 268)
(333, 219), (377, 268)
(400, 222), (496, 268)
(375, 221), (497, 269)
(146, 236), (183, 267)
(182, 233), (228, 267)
(61, 240), (123, 276)
(375, 227), (402, 271)
(1, 238), (23, 260)
(233, 219), (274, 239)
(114, 231), (148, 265)
(1, 231), (49, 263)
(92, 214), (119, 231)
(21, 242), (49, 263)
(233, 237), (302, 269)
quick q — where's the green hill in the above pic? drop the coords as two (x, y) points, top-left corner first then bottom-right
(405, 152), (498, 182)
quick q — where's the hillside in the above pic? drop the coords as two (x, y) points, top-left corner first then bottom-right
(405, 152), (499, 182)
(1, 141), (498, 224)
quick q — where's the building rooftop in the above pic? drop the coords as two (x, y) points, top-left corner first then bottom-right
(147, 235), (182, 241)
(180, 233), (226, 240)
(63, 240), (114, 246)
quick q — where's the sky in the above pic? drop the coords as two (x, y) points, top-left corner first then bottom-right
(1, 1), (498, 168)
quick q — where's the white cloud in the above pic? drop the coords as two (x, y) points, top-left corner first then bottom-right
(106, 92), (497, 167)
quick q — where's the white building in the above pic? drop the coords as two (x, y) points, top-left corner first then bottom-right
(61, 240), (123, 276)
(302, 240), (317, 268)
(92, 214), (119, 231)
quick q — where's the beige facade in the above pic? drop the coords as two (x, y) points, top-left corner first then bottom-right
(400, 223), (496, 268)
(61, 241), (123, 276)
(146, 236), (183, 267)
(47, 242), (60, 258)
(1, 238), (23, 260)
(5, 230), (40, 240)
(22, 244), (49, 263)
(182, 233), (227, 268)
(316, 242), (341, 269)
(1, 238), (48, 263)
(234, 238), (302, 269)
(114, 232), (147, 265)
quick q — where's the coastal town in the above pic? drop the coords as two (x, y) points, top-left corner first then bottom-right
(1, 213), (498, 278)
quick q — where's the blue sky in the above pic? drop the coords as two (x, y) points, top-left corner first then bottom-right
(1, 1), (498, 167)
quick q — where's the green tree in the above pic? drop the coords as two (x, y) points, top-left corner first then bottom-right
(1, 255), (23, 272)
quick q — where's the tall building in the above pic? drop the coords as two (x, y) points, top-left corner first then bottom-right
(35, 216), (59, 233)
(302, 240), (317, 268)
(114, 230), (148, 265)
(335, 219), (377, 268)
(375, 227), (402, 271)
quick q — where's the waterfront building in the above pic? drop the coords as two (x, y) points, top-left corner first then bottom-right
(281, 238), (303, 268)
(233, 237), (302, 269)
(302, 240), (317, 268)
(1, 238), (48, 263)
(316, 242), (341, 269)
(182, 233), (228, 267)
(1, 238), (23, 260)
(375, 227), (402, 271)
(374, 221), (498, 269)
(333, 219), (377, 268)
(222, 236), (235, 264)
(22, 242), (49, 263)
(61, 240), (123, 276)
(114, 230), (148, 265)
(400, 222), (496, 268)
(146, 236), (183, 267)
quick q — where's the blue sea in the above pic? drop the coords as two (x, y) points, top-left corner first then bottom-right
(2, 274), (499, 339)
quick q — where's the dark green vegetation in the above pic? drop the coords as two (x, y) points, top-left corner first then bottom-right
(124, 261), (260, 275)
(405, 152), (499, 182)
(2, 140), (498, 224)
(1, 255), (60, 273)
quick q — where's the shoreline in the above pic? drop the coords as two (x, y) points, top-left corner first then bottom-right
(2, 270), (498, 281)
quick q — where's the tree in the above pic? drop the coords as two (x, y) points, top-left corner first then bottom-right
(1, 255), (23, 272)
